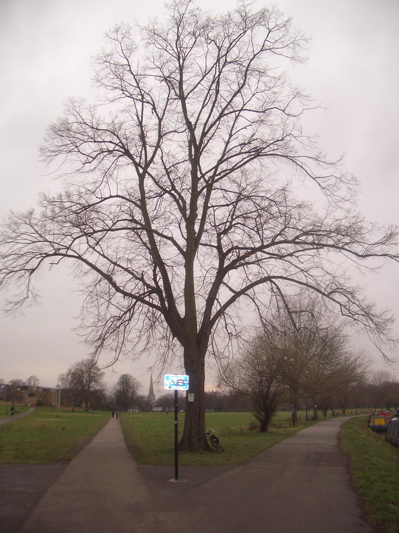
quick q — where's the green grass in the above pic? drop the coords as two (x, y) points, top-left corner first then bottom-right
(0, 407), (110, 463)
(2, 407), (321, 466)
(120, 410), (328, 466)
(0, 403), (29, 418)
(340, 416), (399, 533)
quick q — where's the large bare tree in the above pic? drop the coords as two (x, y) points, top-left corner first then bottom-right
(0, 0), (397, 450)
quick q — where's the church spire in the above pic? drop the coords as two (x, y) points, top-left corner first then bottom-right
(148, 373), (155, 402)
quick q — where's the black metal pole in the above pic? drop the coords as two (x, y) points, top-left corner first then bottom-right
(174, 389), (178, 481)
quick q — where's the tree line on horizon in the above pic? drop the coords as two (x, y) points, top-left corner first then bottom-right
(1, 357), (398, 427)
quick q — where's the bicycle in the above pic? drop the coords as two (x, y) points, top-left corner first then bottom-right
(206, 428), (224, 453)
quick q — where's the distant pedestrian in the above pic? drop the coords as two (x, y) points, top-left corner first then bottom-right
(111, 409), (115, 418)
(10, 406), (15, 417)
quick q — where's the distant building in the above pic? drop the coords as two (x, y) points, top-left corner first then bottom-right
(3, 385), (58, 407)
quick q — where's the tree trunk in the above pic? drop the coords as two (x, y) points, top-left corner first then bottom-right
(256, 412), (272, 432)
(291, 395), (299, 426)
(179, 353), (210, 451)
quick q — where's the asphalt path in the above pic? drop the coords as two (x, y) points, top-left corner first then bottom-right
(149, 419), (372, 533)
(0, 415), (371, 533)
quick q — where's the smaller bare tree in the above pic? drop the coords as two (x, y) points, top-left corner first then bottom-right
(26, 376), (40, 387)
(112, 374), (141, 411)
(59, 357), (105, 411)
(260, 294), (358, 423)
(330, 351), (369, 415)
(370, 370), (395, 410)
(6, 379), (25, 408)
(58, 370), (80, 412)
(224, 293), (369, 427)
(157, 393), (175, 413)
(136, 395), (155, 412)
(222, 335), (288, 432)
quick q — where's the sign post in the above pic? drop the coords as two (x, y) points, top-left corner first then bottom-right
(174, 389), (178, 480)
(164, 374), (189, 482)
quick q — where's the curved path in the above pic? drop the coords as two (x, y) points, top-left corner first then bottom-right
(3, 416), (370, 533)
(0, 407), (35, 426)
(154, 418), (371, 533)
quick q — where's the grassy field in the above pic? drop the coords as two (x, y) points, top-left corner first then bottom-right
(340, 416), (399, 533)
(0, 407), (109, 463)
(120, 410), (331, 466)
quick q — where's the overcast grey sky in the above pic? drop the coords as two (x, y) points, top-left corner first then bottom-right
(1, 0), (398, 394)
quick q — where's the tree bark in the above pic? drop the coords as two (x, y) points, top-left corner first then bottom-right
(179, 351), (210, 451)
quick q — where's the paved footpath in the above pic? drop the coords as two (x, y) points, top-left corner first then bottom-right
(11, 416), (370, 533)
(19, 417), (162, 533)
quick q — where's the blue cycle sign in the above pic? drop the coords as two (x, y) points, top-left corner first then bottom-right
(164, 374), (189, 391)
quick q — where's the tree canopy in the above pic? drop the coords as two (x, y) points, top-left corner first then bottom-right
(0, 0), (397, 450)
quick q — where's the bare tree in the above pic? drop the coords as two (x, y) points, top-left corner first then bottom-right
(26, 375), (40, 387)
(330, 351), (369, 415)
(229, 294), (370, 425)
(73, 358), (105, 411)
(280, 298), (370, 422)
(369, 370), (395, 410)
(6, 379), (25, 407)
(136, 394), (156, 412)
(59, 357), (105, 411)
(254, 295), (336, 424)
(58, 370), (80, 412)
(222, 334), (288, 432)
(0, 1), (397, 450)
(298, 326), (350, 421)
(112, 374), (141, 411)
(157, 393), (174, 412)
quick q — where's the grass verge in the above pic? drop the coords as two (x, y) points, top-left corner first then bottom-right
(340, 416), (399, 533)
(120, 410), (331, 466)
(0, 407), (110, 463)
